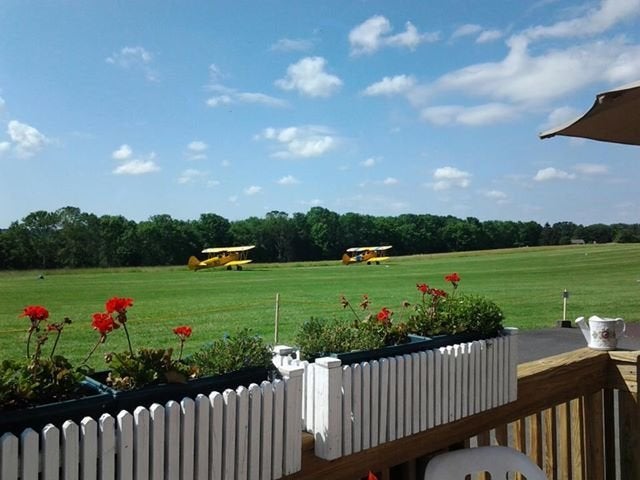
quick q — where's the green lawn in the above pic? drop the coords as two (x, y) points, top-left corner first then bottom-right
(1, 243), (638, 367)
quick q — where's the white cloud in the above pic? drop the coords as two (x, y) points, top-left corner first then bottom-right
(533, 167), (576, 181)
(113, 158), (160, 175)
(275, 57), (342, 98)
(383, 177), (399, 185)
(484, 189), (508, 201)
(421, 103), (518, 126)
(431, 166), (471, 190)
(206, 90), (287, 108)
(206, 95), (233, 107)
(362, 75), (416, 96)
(360, 158), (377, 168)
(112, 146), (159, 175)
(188, 141), (207, 152)
(106, 46), (157, 82)
(451, 24), (482, 39)
(0, 141), (10, 154)
(542, 106), (582, 131)
(417, 35), (640, 111)
(112, 144), (133, 160)
(349, 15), (438, 55)
(186, 141), (207, 161)
(0, 97), (5, 112)
(258, 125), (337, 158)
(522, 0), (640, 41)
(178, 168), (204, 184)
(270, 38), (314, 52)
(7, 120), (49, 158)
(476, 30), (503, 43)
(573, 163), (609, 175)
(277, 175), (300, 185)
(244, 185), (262, 195)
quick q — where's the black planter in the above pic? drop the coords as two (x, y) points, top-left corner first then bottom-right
(86, 366), (272, 414)
(0, 380), (114, 435)
(332, 335), (434, 364)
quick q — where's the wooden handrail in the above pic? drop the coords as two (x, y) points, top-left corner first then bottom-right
(285, 348), (634, 480)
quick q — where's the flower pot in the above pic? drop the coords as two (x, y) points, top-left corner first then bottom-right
(0, 380), (114, 435)
(86, 366), (273, 414)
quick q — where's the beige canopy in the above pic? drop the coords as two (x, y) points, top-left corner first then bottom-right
(539, 80), (640, 146)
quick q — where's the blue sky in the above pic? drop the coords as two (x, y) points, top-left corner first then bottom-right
(1, 0), (639, 229)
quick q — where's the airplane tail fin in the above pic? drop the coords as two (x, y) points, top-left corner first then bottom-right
(188, 256), (201, 270)
(341, 253), (352, 265)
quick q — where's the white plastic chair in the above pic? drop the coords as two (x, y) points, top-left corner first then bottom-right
(424, 446), (546, 479)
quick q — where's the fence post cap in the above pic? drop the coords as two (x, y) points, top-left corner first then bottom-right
(279, 364), (305, 378)
(273, 345), (295, 355)
(314, 357), (342, 368)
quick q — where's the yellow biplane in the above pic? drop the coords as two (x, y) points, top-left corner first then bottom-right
(188, 245), (255, 271)
(341, 245), (392, 265)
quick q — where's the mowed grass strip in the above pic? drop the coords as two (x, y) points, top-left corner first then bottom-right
(1, 243), (638, 367)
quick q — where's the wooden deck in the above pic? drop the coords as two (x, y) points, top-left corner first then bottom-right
(284, 348), (639, 480)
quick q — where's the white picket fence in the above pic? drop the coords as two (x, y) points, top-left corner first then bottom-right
(273, 329), (518, 460)
(0, 365), (303, 480)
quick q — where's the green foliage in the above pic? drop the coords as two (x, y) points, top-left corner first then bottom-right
(0, 356), (86, 410)
(188, 328), (274, 377)
(104, 347), (192, 391)
(294, 317), (384, 360)
(440, 294), (505, 336)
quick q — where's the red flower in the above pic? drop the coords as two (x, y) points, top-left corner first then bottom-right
(173, 325), (193, 341)
(92, 312), (117, 340)
(105, 297), (133, 315)
(431, 288), (448, 298)
(445, 272), (461, 284)
(368, 472), (379, 480)
(376, 307), (392, 325)
(417, 283), (428, 294)
(20, 305), (49, 322)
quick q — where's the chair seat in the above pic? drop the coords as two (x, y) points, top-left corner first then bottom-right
(424, 445), (546, 479)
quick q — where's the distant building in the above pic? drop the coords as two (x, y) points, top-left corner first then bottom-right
(571, 239), (586, 245)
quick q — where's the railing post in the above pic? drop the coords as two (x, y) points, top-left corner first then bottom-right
(313, 357), (343, 460)
(279, 364), (305, 475)
(273, 345), (296, 368)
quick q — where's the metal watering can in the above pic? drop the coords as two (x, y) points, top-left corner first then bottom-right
(575, 315), (625, 351)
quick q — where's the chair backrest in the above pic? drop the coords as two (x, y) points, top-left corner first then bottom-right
(424, 446), (546, 479)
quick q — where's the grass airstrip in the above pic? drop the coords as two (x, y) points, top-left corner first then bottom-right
(1, 243), (639, 368)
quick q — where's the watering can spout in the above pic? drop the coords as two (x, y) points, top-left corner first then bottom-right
(575, 316), (590, 343)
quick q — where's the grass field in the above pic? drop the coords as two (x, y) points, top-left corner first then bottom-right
(1, 243), (639, 367)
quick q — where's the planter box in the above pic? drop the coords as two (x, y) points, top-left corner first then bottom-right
(86, 366), (272, 414)
(0, 380), (113, 435)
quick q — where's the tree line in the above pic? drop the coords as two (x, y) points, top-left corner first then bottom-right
(0, 206), (638, 270)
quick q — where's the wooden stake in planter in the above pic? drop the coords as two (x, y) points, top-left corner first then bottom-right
(557, 289), (572, 328)
(274, 293), (280, 344)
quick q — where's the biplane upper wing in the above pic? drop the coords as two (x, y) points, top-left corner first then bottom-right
(201, 245), (255, 254)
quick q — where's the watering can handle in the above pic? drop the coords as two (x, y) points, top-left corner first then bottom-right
(616, 318), (626, 336)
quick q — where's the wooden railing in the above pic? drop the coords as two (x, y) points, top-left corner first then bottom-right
(283, 348), (640, 480)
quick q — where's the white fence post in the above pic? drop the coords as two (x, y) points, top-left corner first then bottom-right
(313, 357), (343, 460)
(504, 327), (519, 402)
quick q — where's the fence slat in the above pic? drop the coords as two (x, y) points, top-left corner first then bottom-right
(180, 398), (196, 480)
(99, 414), (116, 480)
(61, 422), (79, 480)
(341, 367), (353, 457)
(194, 396), (210, 480)
(362, 362), (371, 451)
(403, 354), (412, 436)
(149, 404), (165, 480)
(388, 357), (397, 442)
(117, 411), (134, 480)
(352, 363), (362, 453)
(370, 361), (380, 448)
(164, 402), (181, 480)
(20, 429), (39, 480)
(379, 359), (389, 445)
(222, 390), (237, 480)
(396, 356), (405, 438)
(1, 432), (19, 480)
(271, 379), (285, 479)
(419, 352), (427, 432)
(260, 381), (273, 480)
(248, 385), (262, 480)
(209, 392), (224, 480)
